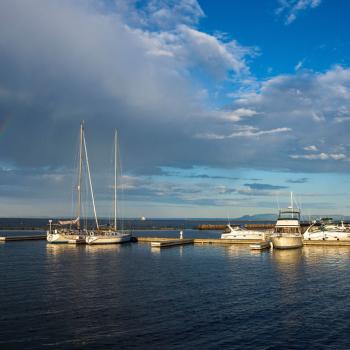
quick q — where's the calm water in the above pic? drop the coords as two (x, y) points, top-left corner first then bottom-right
(1, 231), (350, 349)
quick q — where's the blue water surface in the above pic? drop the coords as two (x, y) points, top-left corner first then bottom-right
(1, 231), (350, 349)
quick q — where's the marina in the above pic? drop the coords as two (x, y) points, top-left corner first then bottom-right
(4, 230), (350, 247)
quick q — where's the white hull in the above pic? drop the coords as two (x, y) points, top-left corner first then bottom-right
(86, 233), (131, 245)
(271, 236), (303, 249)
(221, 225), (270, 240)
(47, 233), (71, 244)
(47, 231), (84, 244)
(221, 232), (267, 240)
(304, 231), (350, 241)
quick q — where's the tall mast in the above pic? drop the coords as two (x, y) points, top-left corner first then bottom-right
(114, 130), (118, 231)
(76, 121), (84, 229)
(290, 191), (293, 218)
(83, 132), (99, 230)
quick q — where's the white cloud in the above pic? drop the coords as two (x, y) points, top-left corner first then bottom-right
(304, 145), (318, 151)
(290, 153), (347, 160)
(295, 60), (303, 71)
(177, 25), (255, 79)
(276, 0), (322, 25)
(197, 126), (291, 139)
(218, 108), (258, 121)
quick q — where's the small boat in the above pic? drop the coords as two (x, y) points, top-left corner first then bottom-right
(221, 224), (270, 241)
(250, 241), (271, 250)
(271, 192), (303, 249)
(304, 218), (350, 241)
(86, 130), (132, 245)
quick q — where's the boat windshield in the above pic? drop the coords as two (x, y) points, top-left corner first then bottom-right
(278, 209), (300, 220)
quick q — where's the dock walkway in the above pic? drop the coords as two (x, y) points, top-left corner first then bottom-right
(0, 235), (47, 242)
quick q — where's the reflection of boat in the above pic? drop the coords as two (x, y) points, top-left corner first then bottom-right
(271, 192), (303, 249)
(47, 122), (97, 244)
(221, 224), (270, 241)
(273, 248), (303, 265)
(86, 130), (131, 245)
(304, 218), (350, 241)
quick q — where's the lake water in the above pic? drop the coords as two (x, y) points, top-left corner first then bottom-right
(1, 230), (350, 349)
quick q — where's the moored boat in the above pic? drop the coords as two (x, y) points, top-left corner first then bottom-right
(85, 130), (132, 245)
(221, 224), (270, 241)
(47, 122), (99, 244)
(271, 192), (303, 249)
(304, 218), (350, 241)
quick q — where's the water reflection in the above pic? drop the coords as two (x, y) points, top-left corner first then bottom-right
(46, 243), (83, 257)
(85, 244), (121, 254)
(224, 244), (250, 257)
(302, 246), (350, 269)
(272, 248), (303, 266)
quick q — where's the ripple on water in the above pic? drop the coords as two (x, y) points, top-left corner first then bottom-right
(1, 240), (350, 349)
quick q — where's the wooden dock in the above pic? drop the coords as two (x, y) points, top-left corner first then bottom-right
(151, 239), (193, 248)
(0, 235), (47, 242)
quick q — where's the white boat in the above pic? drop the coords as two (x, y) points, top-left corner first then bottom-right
(304, 218), (350, 241)
(271, 192), (303, 249)
(47, 122), (99, 244)
(221, 224), (270, 240)
(86, 130), (132, 245)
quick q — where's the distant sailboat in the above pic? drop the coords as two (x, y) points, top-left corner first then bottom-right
(47, 122), (99, 243)
(86, 130), (132, 245)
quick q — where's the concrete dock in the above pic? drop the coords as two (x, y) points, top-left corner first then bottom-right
(151, 239), (193, 248)
(0, 234), (47, 242)
(139, 237), (350, 247)
(139, 237), (264, 245)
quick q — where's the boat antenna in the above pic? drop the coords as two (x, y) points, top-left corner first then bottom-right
(275, 193), (280, 211)
(114, 130), (118, 231)
(83, 130), (99, 230)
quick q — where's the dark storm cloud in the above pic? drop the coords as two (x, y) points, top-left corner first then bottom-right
(286, 177), (309, 183)
(243, 183), (288, 190)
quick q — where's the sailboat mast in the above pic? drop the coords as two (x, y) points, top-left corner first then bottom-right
(291, 191), (293, 218)
(77, 121), (84, 229)
(114, 130), (118, 231)
(83, 132), (99, 230)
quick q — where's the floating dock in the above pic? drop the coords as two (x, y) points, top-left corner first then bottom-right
(151, 239), (193, 248)
(139, 237), (350, 247)
(0, 235), (47, 242)
(303, 240), (350, 246)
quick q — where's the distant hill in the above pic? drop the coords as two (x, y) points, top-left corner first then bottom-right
(234, 214), (277, 221)
(235, 213), (350, 222)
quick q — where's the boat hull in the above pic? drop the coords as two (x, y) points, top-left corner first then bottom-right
(221, 233), (266, 241)
(304, 231), (350, 241)
(271, 236), (303, 249)
(47, 233), (70, 244)
(86, 234), (131, 245)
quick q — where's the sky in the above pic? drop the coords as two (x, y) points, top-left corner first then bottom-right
(1, 0), (350, 218)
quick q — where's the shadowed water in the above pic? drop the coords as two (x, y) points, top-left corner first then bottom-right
(1, 232), (350, 349)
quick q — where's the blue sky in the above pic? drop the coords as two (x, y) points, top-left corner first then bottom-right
(0, 0), (350, 218)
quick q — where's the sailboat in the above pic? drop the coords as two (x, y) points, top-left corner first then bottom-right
(47, 122), (99, 244)
(86, 130), (132, 245)
(271, 192), (303, 249)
